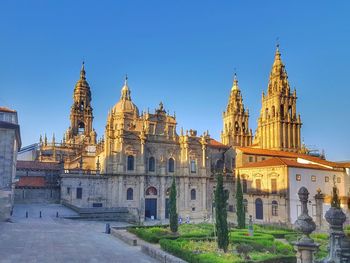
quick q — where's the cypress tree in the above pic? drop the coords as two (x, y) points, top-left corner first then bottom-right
(215, 173), (229, 252)
(236, 174), (245, 229)
(169, 176), (178, 233)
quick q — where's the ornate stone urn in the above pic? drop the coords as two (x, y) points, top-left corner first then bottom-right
(293, 187), (319, 263)
(321, 187), (350, 263)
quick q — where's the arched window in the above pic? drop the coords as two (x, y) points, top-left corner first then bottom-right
(190, 160), (197, 173)
(127, 188), (133, 200)
(265, 108), (269, 119)
(165, 188), (170, 196)
(280, 105), (284, 118)
(242, 179), (247, 194)
(288, 106), (292, 119)
(127, 155), (134, 171)
(242, 122), (246, 133)
(80, 101), (84, 111)
(146, 186), (157, 196)
(255, 198), (263, 220)
(235, 121), (239, 132)
(271, 106), (275, 118)
(191, 189), (196, 200)
(272, 200), (278, 216)
(168, 158), (175, 173)
(148, 157), (155, 172)
(243, 199), (248, 213)
(78, 122), (85, 134)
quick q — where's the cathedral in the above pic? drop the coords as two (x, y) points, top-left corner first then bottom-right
(22, 46), (349, 225)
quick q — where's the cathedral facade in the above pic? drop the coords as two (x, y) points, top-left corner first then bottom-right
(25, 46), (349, 225)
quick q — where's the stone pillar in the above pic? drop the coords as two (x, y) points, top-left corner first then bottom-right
(202, 178), (207, 212)
(159, 177), (165, 220)
(314, 189), (324, 230)
(139, 176), (145, 224)
(322, 187), (350, 263)
(118, 176), (123, 206)
(293, 187), (319, 263)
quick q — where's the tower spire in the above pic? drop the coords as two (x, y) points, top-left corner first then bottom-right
(120, 74), (131, 100)
(80, 61), (86, 80)
(231, 73), (239, 91)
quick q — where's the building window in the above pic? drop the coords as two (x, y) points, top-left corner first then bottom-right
(190, 160), (197, 173)
(78, 122), (85, 134)
(296, 174), (301, 181)
(215, 159), (224, 172)
(242, 179), (247, 194)
(228, 205), (234, 212)
(271, 179), (277, 194)
(148, 157), (155, 172)
(127, 155), (134, 171)
(325, 176), (329, 182)
(255, 179), (261, 191)
(311, 175), (316, 182)
(337, 177), (341, 183)
(149, 123), (155, 134)
(272, 200), (278, 216)
(192, 207), (195, 212)
(243, 199), (248, 213)
(249, 156), (254, 162)
(146, 186), (157, 196)
(168, 126), (173, 137)
(92, 203), (102, 207)
(191, 189), (196, 200)
(76, 187), (82, 199)
(168, 158), (175, 173)
(255, 198), (263, 220)
(67, 187), (70, 195)
(127, 188), (133, 200)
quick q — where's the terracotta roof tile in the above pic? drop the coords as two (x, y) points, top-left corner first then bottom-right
(16, 161), (61, 170)
(238, 157), (334, 171)
(16, 176), (46, 187)
(209, 139), (229, 149)
(0, 107), (16, 113)
(236, 147), (340, 168)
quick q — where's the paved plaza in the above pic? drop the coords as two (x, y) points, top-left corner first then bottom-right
(0, 204), (157, 263)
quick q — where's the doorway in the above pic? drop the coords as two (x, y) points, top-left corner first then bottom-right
(145, 198), (157, 219)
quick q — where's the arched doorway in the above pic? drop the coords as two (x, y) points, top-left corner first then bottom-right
(255, 198), (263, 220)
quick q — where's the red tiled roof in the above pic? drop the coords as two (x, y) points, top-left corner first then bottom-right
(16, 161), (61, 170)
(209, 139), (229, 149)
(16, 176), (46, 187)
(237, 157), (334, 171)
(0, 107), (16, 113)
(236, 147), (340, 168)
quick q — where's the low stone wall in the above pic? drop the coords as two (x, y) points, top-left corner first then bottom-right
(14, 188), (60, 204)
(111, 229), (137, 246)
(141, 244), (186, 263)
(61, 201), (138, 222)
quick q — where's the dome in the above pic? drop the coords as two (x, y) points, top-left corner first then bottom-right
(112, 77), (139, 116)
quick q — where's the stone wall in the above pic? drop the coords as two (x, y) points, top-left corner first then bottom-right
(14, 188), (60, 204)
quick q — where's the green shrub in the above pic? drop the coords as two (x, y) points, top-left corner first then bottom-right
(178, 223), (214, 238)
(230, 231), (275, 243)
(128, 227), (178, 243)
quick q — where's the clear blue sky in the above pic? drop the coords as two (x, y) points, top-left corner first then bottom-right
(1, 1), (349, 161)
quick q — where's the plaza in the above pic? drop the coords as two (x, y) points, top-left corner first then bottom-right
(0, 204), (156, 263)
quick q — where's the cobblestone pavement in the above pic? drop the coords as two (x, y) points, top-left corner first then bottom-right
(0, 204), (157, 263)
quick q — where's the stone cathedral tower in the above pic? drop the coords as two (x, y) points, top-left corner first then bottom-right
(65, 63), (96, 145)
(253, 46), (302, 152)
(221, 74), (252, 147)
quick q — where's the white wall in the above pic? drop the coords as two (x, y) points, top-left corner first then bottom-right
(288, 167), (345, 224)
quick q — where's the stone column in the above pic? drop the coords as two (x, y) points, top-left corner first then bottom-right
(314, 189), (324, 230)
(118, 176), (123, 207)
(139, 176), (145, 224)
(293, 187), (319, 263)
(159, 176), (165, 221)
(322, 186), (350, 263)
(202, 178), (207, 212)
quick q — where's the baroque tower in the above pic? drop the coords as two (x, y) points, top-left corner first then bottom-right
(65, 63), (96, 145)
(221, 74), (252, 147)
(253, 46), (302, 152)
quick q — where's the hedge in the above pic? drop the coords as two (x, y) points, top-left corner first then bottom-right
(128, 227), (178, 243)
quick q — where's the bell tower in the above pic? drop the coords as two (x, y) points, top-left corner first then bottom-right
(253, 46), (302, 152)
(221, 74), (252, 147)
(65, 62), (95, 144)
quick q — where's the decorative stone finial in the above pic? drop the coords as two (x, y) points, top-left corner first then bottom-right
(80, 61), (86, 80)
